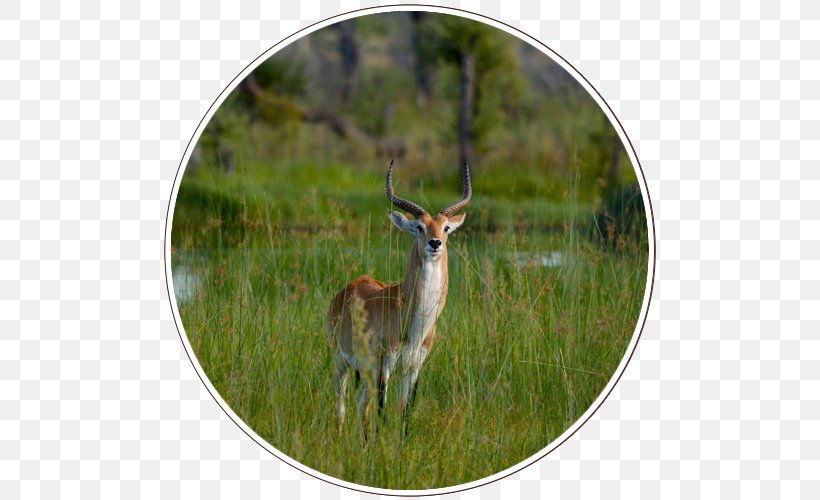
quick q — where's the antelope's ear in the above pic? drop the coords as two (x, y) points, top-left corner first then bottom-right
(389, 211), (418, 234)
(446, 213), (466, 233)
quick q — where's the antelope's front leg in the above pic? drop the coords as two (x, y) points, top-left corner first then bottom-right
(378, 351), (399, 421)
(332, 354), (350, 433)
(399, 346), (429, 434)
(399, 366), (422, 436)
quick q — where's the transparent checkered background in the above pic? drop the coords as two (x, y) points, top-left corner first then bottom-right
(2, 0), (817, 497)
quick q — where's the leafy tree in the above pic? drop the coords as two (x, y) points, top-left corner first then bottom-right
(192, 58), (306, 171)
(419, 15), (527, 168)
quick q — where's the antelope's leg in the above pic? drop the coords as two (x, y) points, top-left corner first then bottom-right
(332, 354), (350, 433)
(377, 373), (388, 422)
(377, 352), (399, 421)
(407, 376), (420, 412)
(400, 347), (429, 435)
(400, 367), (421, 436)
(398, 368), (415, 410)
(356, 377), (372, 442)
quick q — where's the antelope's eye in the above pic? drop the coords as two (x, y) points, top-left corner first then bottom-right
(444, 226), (450, 233)
(417, 225), (424, 233)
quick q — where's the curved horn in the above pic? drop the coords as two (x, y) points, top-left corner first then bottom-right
(439, 161), (472, 217)
(385, 160), (427, 217)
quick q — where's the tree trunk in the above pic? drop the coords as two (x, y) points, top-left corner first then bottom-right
(409, 11), (432, 104)
(458, 51), (477, 168)
(335, 20), (360, 102)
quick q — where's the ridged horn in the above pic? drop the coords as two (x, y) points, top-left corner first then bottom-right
(438, 161), (472, 217)
(385, 160), (427, 217)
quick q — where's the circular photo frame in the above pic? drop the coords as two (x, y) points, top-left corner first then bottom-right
(165, 5), (655, 495)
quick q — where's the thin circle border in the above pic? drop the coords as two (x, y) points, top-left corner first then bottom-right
(163, 5), (657, 496)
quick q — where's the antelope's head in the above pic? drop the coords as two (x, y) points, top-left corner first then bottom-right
(386, 160), (472, 262)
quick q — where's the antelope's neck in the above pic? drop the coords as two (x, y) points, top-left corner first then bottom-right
(401, 244), (449, 346)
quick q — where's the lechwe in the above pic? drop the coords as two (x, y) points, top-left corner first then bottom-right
(327, 160), (472, 439)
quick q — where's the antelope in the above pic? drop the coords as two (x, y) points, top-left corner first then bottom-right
(326, 160), (472, 439)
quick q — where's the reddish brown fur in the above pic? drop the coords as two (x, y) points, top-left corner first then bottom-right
(327, 275), (403, 357)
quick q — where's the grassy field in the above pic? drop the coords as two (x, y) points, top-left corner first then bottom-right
(170, 160), (648, 490)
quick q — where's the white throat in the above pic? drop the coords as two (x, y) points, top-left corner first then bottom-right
(418, 258), (444, 321)
(404, 258), (445, 361)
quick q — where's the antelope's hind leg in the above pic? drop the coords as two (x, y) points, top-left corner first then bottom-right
(332, 354), (350, 434)
(356, 377), (373, 442)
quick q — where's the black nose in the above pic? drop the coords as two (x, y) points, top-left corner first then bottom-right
(428, 239), (442, 250)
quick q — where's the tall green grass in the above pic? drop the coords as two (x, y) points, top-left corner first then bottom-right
(171, 161), (648, 490)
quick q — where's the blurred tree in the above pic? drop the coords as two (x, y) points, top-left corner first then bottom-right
(332, 19), (360, 102)
(190, 11), (629, 205)
(249, 56), (307, 99)
(191, 58), (307, 172)
(421, 15), (525, 168)
(585, 111), (626, 198)
(409, 11), (434, 105)
(190, 93), (250, 173)
(241, 72), (406, 160)
(458, 51), (477, 168)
